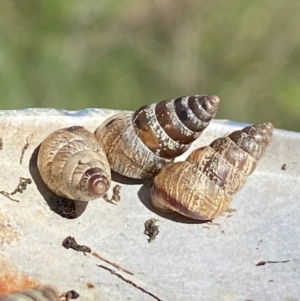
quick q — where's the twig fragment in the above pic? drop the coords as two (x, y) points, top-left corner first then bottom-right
(256, 260), (290, 266)
(97, 264), (163, 301)
(0, 177), (32, 202)
(11, 177), (32, 195)
(61, 236), (134, 276)
(92, 252), (133, 275)
(0, 191), (20, 202)
(20, 134), (33, 164)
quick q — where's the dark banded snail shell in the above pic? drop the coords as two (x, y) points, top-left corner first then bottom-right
(95, 95), (220, 179)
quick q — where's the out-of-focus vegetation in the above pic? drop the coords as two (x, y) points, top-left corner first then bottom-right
(0, 0), (299, 131)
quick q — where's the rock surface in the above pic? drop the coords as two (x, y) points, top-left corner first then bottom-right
(0, 108), (299, 301)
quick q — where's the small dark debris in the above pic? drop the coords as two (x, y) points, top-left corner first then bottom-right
(144, 218), (159, 243)
(60, 290), (80, 301)
(65, 290), (80, 300)
(62, 236), (91, 253)
(268, 280), (274, 282)
(56, 198), (77, 219)
(11, 177), (32, 195)
(226, 208), (236, 213)
(256, 239), (263, 249)
(0, 191), (19, 202)
(225, 207), (236, 218)
(256, 261), (267, 266)
(0, 177), (32, 202)
(208, 221), (221, 226)
(86, 282), (95, 289)
(103, 184), (121, 204)
(20, 134), (33, 164)
(256, 260), (290, 266)
(0, 137), (3, 150)
(281, 164), (287, 170)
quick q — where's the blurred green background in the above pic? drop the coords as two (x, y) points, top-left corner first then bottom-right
(0, 0), (299, 131)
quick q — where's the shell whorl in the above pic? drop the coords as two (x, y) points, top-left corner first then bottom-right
(95, 113), (169, 179)
(132, 95), (220, 158)
(0, 286), (59, 301)
(37, 126), (111, 201)
(95, 95), (219, 179)
(150, 122), (274, 220)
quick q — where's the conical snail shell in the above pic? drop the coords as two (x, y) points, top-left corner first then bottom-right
(95, 95), (220, 179)
(150, 122), (274, 220)
(37, 126), (111, 201)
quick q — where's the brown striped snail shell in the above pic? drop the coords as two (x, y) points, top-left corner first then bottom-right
(0, 286), (59, 301)
(95, 95), (220, 179)
(150, 122), (274, 220)
(37, 126), (111, 202)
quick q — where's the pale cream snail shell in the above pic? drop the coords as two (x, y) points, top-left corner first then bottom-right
(37, 126), (111, 201)
(95, 95), (220, 179)
(0, 286), (58, 301)
(150, 122), (274, 220)
(0, 286), (79, 301)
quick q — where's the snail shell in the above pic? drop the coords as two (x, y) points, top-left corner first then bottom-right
(95, 95), (220, 179)
(150, 122), (274, 220)
(37, 126), (111, 201)
(0, 286), (58, 301)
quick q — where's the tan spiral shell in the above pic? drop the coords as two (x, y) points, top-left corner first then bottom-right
(37, 126), (111, 201)
(0, 286), (59, 301)
(150, 122), (274, 220)
(95, 95), (220, 179)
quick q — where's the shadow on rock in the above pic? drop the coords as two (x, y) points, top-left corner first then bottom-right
(111, 170), (145, 185)
(29, 145), (88, 219)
